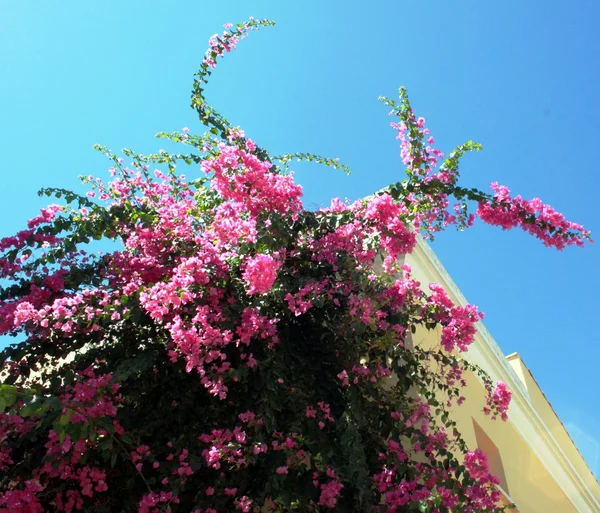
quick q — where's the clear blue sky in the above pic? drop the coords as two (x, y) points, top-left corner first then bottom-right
(1, 0), (598, 477)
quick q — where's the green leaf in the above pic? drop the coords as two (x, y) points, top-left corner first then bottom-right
(59, 408), (74, 426)
(0, 385), (18, 409)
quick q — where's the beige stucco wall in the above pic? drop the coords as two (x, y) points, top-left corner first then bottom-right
(401, 240), (600, 513)
(506, 354), (600, 507)
(452, 362), (579, 513)
(412, 324), (578, 513)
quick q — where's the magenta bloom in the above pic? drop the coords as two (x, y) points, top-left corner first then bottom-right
(242, 254), (281, 295)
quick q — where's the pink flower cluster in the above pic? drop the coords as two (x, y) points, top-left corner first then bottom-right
(59, 368), (122, 424)
(310, 194), (416, 273)
(477, 182), (590, 250)
(133, 444), (194, 513)
(313, 468), (344, 508)
(38, 430), (109, 508)
(202, 144), (303, 219)
(484, 381), (512, 421)
(242, 254), (281, 295)
(200, 426), (250, 470)
(305, 402), (335, 430)
(202, 20), (269, 69)
(392, 117), (445, 178)
(0, 480), (44, 513)
(427, 283), (484, 352)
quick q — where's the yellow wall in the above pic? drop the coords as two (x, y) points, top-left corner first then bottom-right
(453, 365), (579, 513)
(413, 324), (579, 513)
(401, 241), (600, 513)
(506, 354), (600, 507)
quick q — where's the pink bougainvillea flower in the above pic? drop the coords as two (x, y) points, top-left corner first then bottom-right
(242, 254), (281, 295)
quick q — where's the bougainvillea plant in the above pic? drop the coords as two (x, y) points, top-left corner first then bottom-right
(0, 18), (590, 513)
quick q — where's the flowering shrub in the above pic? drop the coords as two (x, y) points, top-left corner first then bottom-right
(0, 18), (589, 513)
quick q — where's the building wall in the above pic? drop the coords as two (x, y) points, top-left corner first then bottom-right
(402, 239), (600, 513)
(506, 354), (600, 507)
(451, 364), (579, 513)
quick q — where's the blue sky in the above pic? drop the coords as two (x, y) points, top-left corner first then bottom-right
(1, 0), (598, 478)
